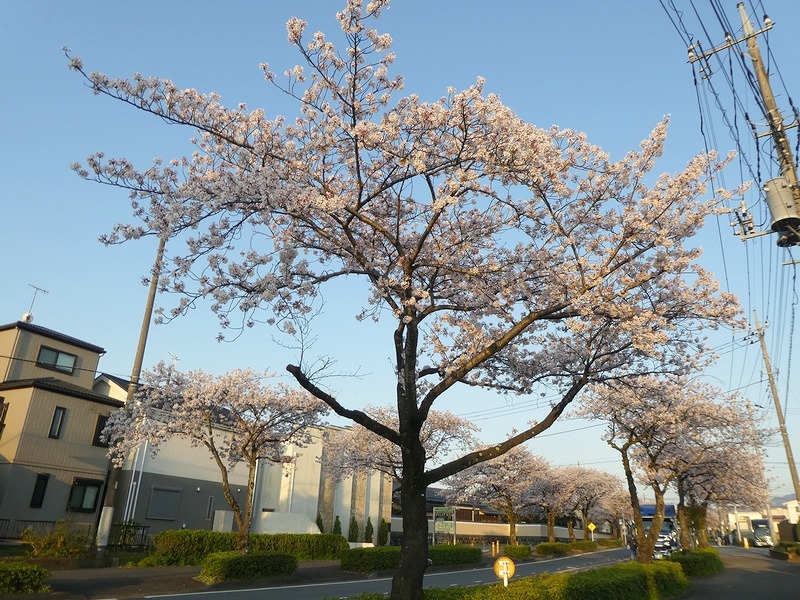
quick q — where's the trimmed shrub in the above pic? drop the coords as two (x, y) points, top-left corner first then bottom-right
(364, 517), (374, 543)
(568, 540), (597, 553)
(428, 545), (482, 566)
(340, 545), (481, 573)
(249, 533), (349, 561)
(150, 530), (349, 565)
(648, 560), (690, 596)
(326, 561), (689, 599)
(316, 514), (324, 533)
(501, 545), (531, 560)
(341, 546), (401, 573)
(0, 561), (51, 594)
(333, 516), (342, 536)
(667, 547), (724, 577)
(198, 551), (297, 584)
(377, 518), (389, 546)
(598, 538), (624, 548)
(534, 541), (570, 556)
(20, 519), (94, 558)
(348, 516), (360, 542)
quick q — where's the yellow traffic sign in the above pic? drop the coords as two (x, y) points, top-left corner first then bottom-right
(493, 556), (516, 587)
(588, 523), (596, 531)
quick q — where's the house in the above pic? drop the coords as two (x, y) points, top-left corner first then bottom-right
(0, 317), (392, 543)
(0, 319), (122, 537)
(95, 375), (392, 540)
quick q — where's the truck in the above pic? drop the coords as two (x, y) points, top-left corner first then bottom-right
(640, 504), (680, 559)
(750, 519), (773, 547)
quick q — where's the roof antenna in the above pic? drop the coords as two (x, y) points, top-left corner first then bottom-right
(23, 284), (49, 323)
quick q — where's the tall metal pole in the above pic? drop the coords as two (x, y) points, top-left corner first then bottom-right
(753, 311), (800, 504)
(96, 236), (166, 550)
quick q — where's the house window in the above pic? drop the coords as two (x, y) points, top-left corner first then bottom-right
(147, 487), (181, 520)
(206, 496), (214, 521)
(30, 474), (50, 509)
(92, 415), (109, 448)
(36, 346), (77, 375)
(0, 399), (7, 440)
(67, 478), (103, 513)
(48, 406), (66, 439)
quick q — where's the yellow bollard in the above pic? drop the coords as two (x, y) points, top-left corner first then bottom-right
(743, 537), (750, 549)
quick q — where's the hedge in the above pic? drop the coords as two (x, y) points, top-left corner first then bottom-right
(667, 547), (724, 577)
(0, 561), (51, 594)
(598, 538), (624, 548)
(326, 560), (689, 599)
(534, 542), (570, 556)
(501, 545), (531, 560)
(198, 551), (297, 584)
(341, 545), (482, 573)
(149, 530), (349, 565)
(568, 540), (597, 553)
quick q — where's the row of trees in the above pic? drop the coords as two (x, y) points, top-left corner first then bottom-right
(75, 1), (749, 597)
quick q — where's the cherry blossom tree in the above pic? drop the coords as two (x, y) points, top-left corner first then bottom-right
(103, 362), (328, 552)
(441, 445), (550, 545)
(578, 375), (752, 562)
(69, 2), (743, 597)
(561, 467), (626, 540)
(322, 405), (478, 484)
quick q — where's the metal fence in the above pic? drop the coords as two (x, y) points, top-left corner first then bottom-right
(107, 523), (150, 548)
(0, 519), (58, 540)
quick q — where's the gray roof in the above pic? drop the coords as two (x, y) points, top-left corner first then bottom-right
(0, 321), (106, 354)
(0, 377), (123, 408)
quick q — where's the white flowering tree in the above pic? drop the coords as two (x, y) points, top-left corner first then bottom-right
(442, 445), (550, 545)
(579, 375), (752, 562)
(103, 362), (328, 553)
(70, 2), (742, 596)
(560, 466), (626, 541)
(322, 405), (478, 484)
(675, 437), (768, 548)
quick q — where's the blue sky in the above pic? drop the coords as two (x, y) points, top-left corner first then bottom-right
(2, 0), (799, 502)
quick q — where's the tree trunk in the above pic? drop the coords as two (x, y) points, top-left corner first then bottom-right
(390, 446), (429, 600)
(695, 503), (710, 548)
(547, 509), (556, 542)
(676, 478), (691, 551)
(568, 518), (575, 543)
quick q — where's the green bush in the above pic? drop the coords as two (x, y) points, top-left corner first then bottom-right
(198, 551), (297, 584)
(534, 541), (570, 556)
(598, 538), (624, 548)
(0, 561), (51, 594)
(333, 516), (342, 536)
(20, 519), (94, 558)
(150, 530), (349, 565)
(568, 540), (597, 552)
(428, 545), (482, 566)
(377, 518), (389, 546)
(364, 517), (374, 543)
(348, 516), (360, 542)
(250, 533), (349, 561)
(667, 547), (724, 577)
(316, 514), (324, 533)
(341, 546), (401, 572)
(501, 545), (531, 560)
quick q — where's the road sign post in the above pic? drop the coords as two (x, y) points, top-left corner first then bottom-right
(493, 556), (516, 587)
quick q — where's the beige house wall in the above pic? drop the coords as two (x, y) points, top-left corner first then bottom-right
(1, 327), (101, 389)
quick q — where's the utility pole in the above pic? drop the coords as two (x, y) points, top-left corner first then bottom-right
(690, 4), (800, 246)
(96, 236), (167, 550)
(753, 311), (800, 504)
